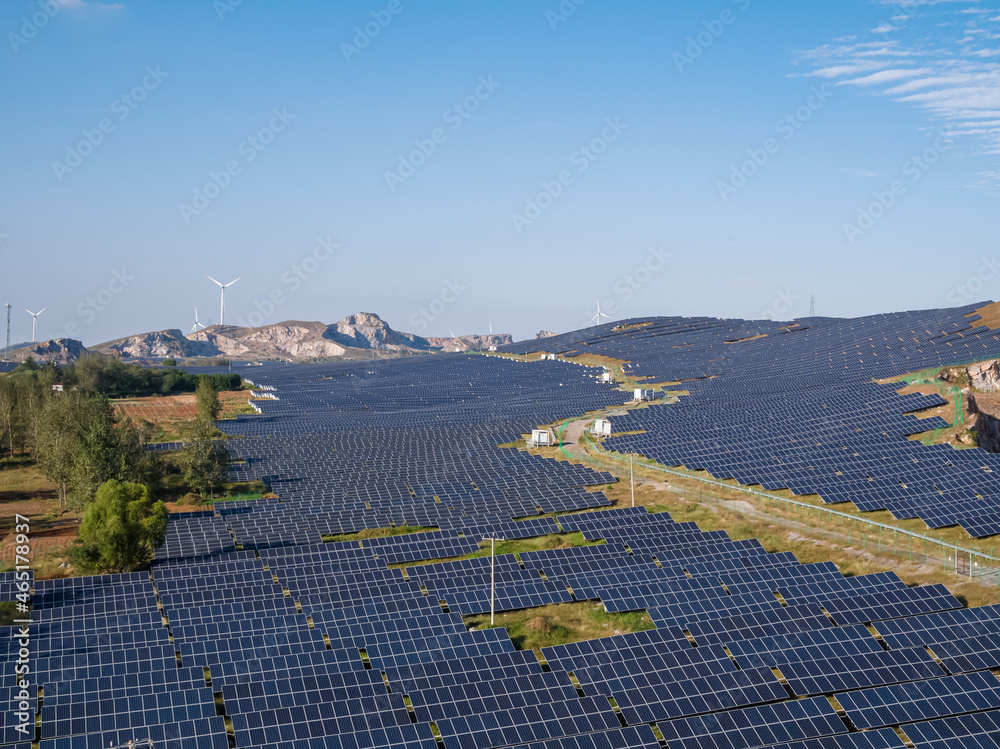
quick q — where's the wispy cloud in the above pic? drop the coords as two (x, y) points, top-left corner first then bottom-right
(61, 0), (125, 11)
(796, 1), (1000, 187)
(838, 167), (882, 177)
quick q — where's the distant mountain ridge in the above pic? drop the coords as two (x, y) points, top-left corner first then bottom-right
(61, 312), (512, 362)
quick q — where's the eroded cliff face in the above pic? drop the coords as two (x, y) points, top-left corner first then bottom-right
(13, 338), (88, 364)
(969, 359), (1000, 392)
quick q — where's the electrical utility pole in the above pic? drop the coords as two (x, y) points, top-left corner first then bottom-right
(630, 454), (635, 507)
(4, 303), (10, 361)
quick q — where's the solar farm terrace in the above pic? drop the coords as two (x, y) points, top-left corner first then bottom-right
(9, 304), (1000, 749)
(506, 302), (1000, 539)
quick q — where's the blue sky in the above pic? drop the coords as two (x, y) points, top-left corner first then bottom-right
(1, 0), (998, 345)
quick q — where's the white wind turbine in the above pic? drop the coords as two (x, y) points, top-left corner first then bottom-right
(190, 305), (206, 335)
(25, 307), (45, 343)
(591, 299), (611, 325)
(204, 274), (244, 326)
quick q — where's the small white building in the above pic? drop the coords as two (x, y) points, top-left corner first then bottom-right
(488, 345), (497, 352)
(592, 418), (611, 436)
(600, 371), (613, 383)
(633, 388), (655, 402)
(528, 428), (556, 447)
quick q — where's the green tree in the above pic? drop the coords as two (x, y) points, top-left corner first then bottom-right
(162, 358), (177, 367)
(177, 423), (230, 498)
(36, 391), (91, 504)
(196, 377), (221, 424)
(68, 405), (160, 509)
(77, 480), (167, 572)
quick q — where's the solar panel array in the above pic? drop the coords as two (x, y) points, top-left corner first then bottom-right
(502, 304), (1000, 537)
(10, 503), (1000, 748)
(11, 305), (1000, 748)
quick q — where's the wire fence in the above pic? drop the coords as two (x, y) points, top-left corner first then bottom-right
(575, 430), (1000, 585)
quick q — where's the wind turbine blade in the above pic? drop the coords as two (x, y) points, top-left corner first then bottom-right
(204, 274), (223, 287)
(224, 275), (245, 288)
(38, 308), (45, 315)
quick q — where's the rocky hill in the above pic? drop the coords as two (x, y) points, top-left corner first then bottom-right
(90, 313), (511, 362)
(425, 333), (514, 352)
(535, 330), (557, 339)
(9, 338), (88, 365)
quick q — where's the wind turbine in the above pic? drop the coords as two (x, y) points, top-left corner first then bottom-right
(204, 274), (244, 326)
(591, 299), (611, 325)
(25, 308), (45, 343)
(190, 305), (206, 335)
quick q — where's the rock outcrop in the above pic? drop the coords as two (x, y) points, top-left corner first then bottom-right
(535, 330), (557, 339)
(969, 359), (1000, 392)
(13, 338), (88, 364)
(91, 312), (510, 362)
(324, 312), (432, 351)
(426, 333), (514, 352)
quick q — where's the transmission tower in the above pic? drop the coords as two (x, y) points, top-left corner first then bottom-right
(809, 295), (815, 317)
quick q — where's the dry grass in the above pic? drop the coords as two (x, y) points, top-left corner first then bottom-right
(114, 390), (255, 443)
(972, 301), (1000, 330)
(588, 469), (1000, 609)
(464, 601), (655, 659)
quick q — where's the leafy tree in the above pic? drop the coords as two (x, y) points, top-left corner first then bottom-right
(68, 404), (160, 509)
(36, 391), (92, 503)
(76, 480), (167, 572)
(177, 423), (230, 498)
(162, 358), (177, 367)
(196, 377), (221, 424)
(0, 378), (17, 462)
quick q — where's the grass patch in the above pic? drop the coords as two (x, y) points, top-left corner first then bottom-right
(391, 532), (603, 569)
(208, 490), (268, 504)
(323, 526), (438, 543)
(0, 601), (26, 627)
(464, 601), (655, 658)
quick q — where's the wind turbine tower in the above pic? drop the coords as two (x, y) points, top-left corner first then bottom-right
(4, 303), (10, 361)
(204, 275), (244, 326)
(190, 305), (206, 335)
(591, 299), (611, 325)
(25, 308), (45, 343)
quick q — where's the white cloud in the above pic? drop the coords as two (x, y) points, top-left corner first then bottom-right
(797, 1), (1000, 186)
